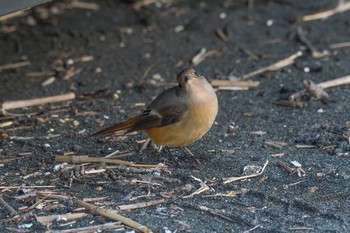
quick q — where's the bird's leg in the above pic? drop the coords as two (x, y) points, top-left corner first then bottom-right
(181, 147), (195, 157)
(180, 147), (201, 164)
(163, 147), (180, 165)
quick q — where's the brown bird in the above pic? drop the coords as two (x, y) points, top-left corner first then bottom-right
(93, 68), (218, 150)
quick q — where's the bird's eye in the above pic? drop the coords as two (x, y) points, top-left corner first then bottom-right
(184, 76), (189, 82)
(179, 83), (182, 88)
(194, 71), (199, 76)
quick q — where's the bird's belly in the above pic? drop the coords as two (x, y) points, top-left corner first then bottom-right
(144, 106), (216, 147)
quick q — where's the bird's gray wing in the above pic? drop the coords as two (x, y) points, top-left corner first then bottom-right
(127, 86), (188, 132)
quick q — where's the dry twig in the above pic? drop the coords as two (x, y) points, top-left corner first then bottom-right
(117, 199), (165, 211)
(182, 176), (210, 198)
(0, 195), (17, 217)
(240, 51), (302, 80)
(46, 222), (124, 233)
(301, 0), (350, 22)
(211, 80), (259, 91)
(55, 155), (167, 170)
(132, 0), (156, 10)
(191, 48), (223, 66)
(73, 198), (152, 233)
(36, 213), (88, 226)
(195, 204), (236, 223)
(1, 92), (75, 110)
(222, 160), (269, 184)
(0, 61), (30, 72)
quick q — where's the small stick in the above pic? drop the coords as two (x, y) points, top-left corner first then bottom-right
(1, 92), (75, 110)
(239, 51), (303, 80)
(222, 160), (269, 184)
(55, 155), (167, 169)
(264, 141), (288, 149)
(0, 11), (24, 22)
(191, 48), (223, 66)
(211, 80), (259, 88)
(45, 222), (124, 233)
(0, 195), (17, 217)
(182, 176), (210, 198)
(0, 61), (30, 72)
(215, 29), (229, 42)
(138, 64), (154, 85)
(36, 213), (88, 225)
(68, 0), (100, 10)
(0, 185), (55, 189)
(0, 121), (14, 128)
(25, 71), (55, 78)
(237, 44), (259, 60)
(330, 41), (350, 49)
(277, 160), (294, 174)
(301, 0), (350, 22)
(9, 134), (60, 140)
(196, 204), (236, 223)
(295, 144), (317, 149)
(117, 199), (165, 211)
(132, 0), (157, 10)
(243, 224), (261, 233)
(73, 198), (152, 233)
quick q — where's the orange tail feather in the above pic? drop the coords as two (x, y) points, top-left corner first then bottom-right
(92, 117), (137, 136)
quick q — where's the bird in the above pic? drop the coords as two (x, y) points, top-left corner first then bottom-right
(92, 67), (218, 151)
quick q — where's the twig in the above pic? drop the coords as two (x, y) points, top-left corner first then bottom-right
(36, 213), (88, 226)
(0, 61), (30, 72)
(191, 48), (223, 66)
(9, 134), (60, 140)
(243, 224), (261, 233)
(211, 80), (259, 89)
(264, 141), (288, 149)
(277, 160), (294, 174)
(182, 176), (210, 198)
(215, 28), (229, 42)
(0, 195), (17, 217)
(116, 199), (165, 211)
(0, 121), (14, 128)
(68, 0), (100, 10)
(222, 160), (269, 184)
(55, 155), (167, 170)
(132, 0), (157, 10)
(237, 44), (259, 60)
(73, 198), (152, 233)
(295, 144), (317, 149)
(195, 204), (236, 223)
(138, 64), (154, 85)
(0, 11), (25, 22)
(330, 41), (350, 49)
(239, 51), (303, 80)
(45, 222), (124, 233)
(301, 0), (350, 22)
(1, 92), (75, 110)
(0, 185), (55, 189)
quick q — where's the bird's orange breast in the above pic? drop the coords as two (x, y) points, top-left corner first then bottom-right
(144, 102), (217, 147)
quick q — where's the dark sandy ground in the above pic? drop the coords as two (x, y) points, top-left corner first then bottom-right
(1, 0), (350, 232)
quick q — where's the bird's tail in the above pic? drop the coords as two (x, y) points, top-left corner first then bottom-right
(91, 117), (137, 136)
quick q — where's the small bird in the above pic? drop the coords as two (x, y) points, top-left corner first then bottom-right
(93, 68), (218, 150)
